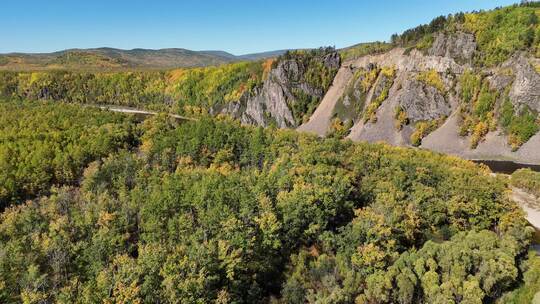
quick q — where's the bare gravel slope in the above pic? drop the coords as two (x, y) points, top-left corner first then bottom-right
(297, 65), (353, 136)
(422, 110), (540, 164)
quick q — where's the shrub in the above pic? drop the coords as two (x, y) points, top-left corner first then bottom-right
(410, 119), (443, 146)
(458, 72), (502, 148)
(500, 98), (540, 151)
(473, 81), (498, 120)
(470, 121), (489, 149)
(416, 34), (435, 53)
(499, 97), (515, 129)
(394, 106), (409, 130)
(328, 118), (353, 139)
(416, 69), (445, 93)
(459, 70), (482, 105)
(511, 169), (540, 197)
(361, 68), (380, 93)
(363, 66), (396, 123)
(508, 108), (539, 151)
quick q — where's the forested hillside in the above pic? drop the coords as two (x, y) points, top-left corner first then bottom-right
(0, 47), (339, 128)
(0, 48), (287, 71)
(1, 4), (539, 163)
(0, 100), (138, 209)
(0, 99), (539, 303)
(0, 61), (267, 113)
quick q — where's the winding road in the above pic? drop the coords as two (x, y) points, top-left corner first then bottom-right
(512, 187), (540, 229)
(511, 187), (540, 254)
(97, 105), (196, 121)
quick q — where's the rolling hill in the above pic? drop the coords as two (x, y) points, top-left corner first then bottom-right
(0, 47), (287, 71)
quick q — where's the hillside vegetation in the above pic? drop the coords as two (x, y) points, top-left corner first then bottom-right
(390, 2), (540, 66)
(0, 48), (286, 71)
(0, 100), (537, 303)
(1, 4), (538, 140)
(0, 60), (269, 115)
(0, 48), (338, 128)
(0, 100), (138, 208)
(512, 168), (540, 197)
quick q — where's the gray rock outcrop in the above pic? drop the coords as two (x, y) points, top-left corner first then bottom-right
(397, 78), (452, 122)
(213, 52), (340, 128)
(428, 32), (476, 63)
(506, 54), (540, 112)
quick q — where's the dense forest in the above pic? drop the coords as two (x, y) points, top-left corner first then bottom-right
(0, 60), (270, 115)
(1, 3), (540, 303)
(0, 100), (138, 208)
(0, 99), (539, 303)
(0, 47), (339, 126)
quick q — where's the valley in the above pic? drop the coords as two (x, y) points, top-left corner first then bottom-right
(2, 4), (539, 165)
(0, 2), (539, 303)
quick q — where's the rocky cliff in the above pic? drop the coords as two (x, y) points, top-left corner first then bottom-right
(209, 5), (540, 164)
(323, 32), (539, 163)
(225, 30), (539, 164)
(211, 50), (340, 128)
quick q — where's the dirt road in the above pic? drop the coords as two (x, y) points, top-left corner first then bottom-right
(512, 187), (540, 230)
(97, 105), (195, 121)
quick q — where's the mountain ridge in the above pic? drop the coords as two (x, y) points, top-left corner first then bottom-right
(0, 47), (288, 70)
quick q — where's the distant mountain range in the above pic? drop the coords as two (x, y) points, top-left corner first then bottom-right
(0, 47), (288, 71)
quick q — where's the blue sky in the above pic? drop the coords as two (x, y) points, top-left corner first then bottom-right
(0, 0), (518, 55)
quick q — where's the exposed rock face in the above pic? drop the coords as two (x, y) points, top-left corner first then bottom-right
(217, 31), (539, 163)
(397, 79), (452, 122)
(350, 48), (464, 74)
(323, 52), (341, 69)
(347, 69), (408, 145)
(335, 33), (538, 163)
(506, 54), (540, 112)
(214, 52), (340, 128)
(486, 74), (514, 92)
(428, 32), (476, 63)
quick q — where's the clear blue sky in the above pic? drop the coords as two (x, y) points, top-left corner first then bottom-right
(0, 0), (518, 55)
